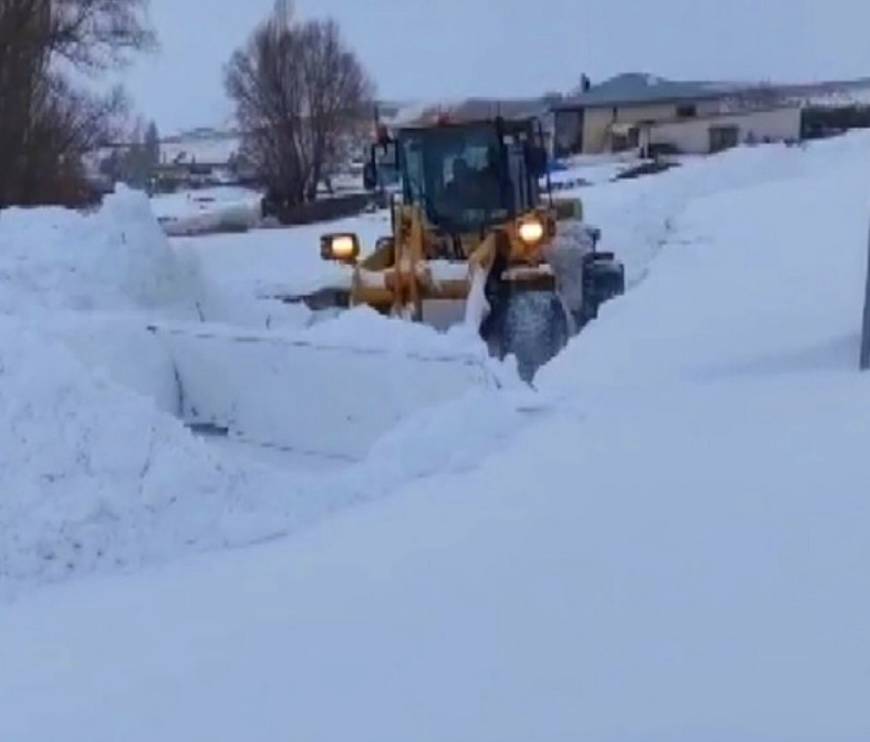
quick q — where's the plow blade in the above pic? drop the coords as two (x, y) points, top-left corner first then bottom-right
(151, 324), (496, 462)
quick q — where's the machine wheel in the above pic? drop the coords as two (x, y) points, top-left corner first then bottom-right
(484, 289), (570, 383)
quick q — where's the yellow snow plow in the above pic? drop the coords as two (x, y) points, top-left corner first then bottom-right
(294, 117), (625, 381)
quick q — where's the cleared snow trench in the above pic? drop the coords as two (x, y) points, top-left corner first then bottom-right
(150, 321), (497, 461)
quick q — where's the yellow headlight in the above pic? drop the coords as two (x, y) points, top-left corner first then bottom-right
(518, 219), (545, 246)
(332, 236), (357, 259)
(321, 233), (360, 262)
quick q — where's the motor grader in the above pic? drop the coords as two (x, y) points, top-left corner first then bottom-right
(309, 116), (625, 381)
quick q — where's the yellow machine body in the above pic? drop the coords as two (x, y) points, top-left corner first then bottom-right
(336, 199), (582, 321)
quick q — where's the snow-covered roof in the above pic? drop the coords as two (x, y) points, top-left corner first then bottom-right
(556, 73), (742, 110)
(392, 97), (552, 127)
(557, 73), (870, 111)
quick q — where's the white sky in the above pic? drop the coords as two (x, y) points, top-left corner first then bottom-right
(120, 0), (870, 134)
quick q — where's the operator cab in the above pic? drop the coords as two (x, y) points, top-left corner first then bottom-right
(365, 118), (550, 235)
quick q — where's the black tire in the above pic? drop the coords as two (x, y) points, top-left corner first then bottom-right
(484, 290), (570, 383)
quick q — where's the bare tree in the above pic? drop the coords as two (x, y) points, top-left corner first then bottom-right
(225, 2), (374, 211)
(0, 0), (153, 207)
(144, 120), (160, 169)
(44, 0), (154, 69)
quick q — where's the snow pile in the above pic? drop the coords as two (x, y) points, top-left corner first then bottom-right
(0, 317), (296, 592)
(0, 187), (200, 315)
(0, 307), (503, 594)
(0, 192), (507, 592)
(0, 192), (326, 593)
(579, 136), (867, 285)
(545, 133), (870, 390)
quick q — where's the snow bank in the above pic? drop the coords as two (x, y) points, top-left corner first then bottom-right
(0, 192), (334, 593)
(543, 132), (870, 391)
(0, 310), (504, 594)
(161, 323), (499, 461)
(579, 135), (870, 286)
(0, 317), (288, 592)
(0, 187), (200, 314)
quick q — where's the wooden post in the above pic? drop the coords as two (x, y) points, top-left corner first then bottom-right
(861, 221), (870, 371)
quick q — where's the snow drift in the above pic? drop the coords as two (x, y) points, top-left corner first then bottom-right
(0, 317), (272, 589)
(0, 187), (199, 314)
(0, 189), (508, 593)
(3, 133), (870, 741)
(0, 190), (297, 592)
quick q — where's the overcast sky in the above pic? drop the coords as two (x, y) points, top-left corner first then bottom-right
(120, 0), (870, 133)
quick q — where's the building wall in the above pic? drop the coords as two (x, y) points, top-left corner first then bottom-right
(580, 99), (724, 154)
(554, 110), (584, 156)
(648, 107), (802, 154)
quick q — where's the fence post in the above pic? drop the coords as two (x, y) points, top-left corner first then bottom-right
(861, 220), (870, 371)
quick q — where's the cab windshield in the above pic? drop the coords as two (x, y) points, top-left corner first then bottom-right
(400, 125), (513, 232)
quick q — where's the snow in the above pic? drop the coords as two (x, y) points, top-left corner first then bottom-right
(0, 184), (499, 591)
(158, 313), (497, 460)
(0, 187), (199, 315)
(2, 132), (870, 740)
(549, 152), (641, 188)
(149, 186), (263, 236)
(171, 209), (393, 299)
(571, 139), (850, 286)
(150, 186), (260, 222)
(0, 315), (289, 592)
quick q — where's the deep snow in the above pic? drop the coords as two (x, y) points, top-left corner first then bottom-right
(1, 133), (870, 741)
(0, 188), (515, 591)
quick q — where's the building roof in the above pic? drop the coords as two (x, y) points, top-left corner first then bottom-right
(400, 97), (553, 127)
(556, 73), (743, 110)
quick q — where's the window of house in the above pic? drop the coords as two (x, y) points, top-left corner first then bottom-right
(677, 104), (698, 119)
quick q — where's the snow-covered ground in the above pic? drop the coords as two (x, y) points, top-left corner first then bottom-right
(150, 186), (263, 236)
(2, 133), (870, 740)
(550, 151), (645, 188)
(172, 209), (391, 299)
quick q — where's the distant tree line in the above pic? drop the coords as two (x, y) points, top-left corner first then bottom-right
(0, 0), (153, 207)
(225, 0), (374, 214)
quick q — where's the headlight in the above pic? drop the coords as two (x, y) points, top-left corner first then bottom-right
(518, 218), (545, 246)
(321, 233), (360, 263)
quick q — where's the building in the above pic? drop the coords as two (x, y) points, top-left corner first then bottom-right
(154, 128), (251, 189)
(552, 73), (802, 157)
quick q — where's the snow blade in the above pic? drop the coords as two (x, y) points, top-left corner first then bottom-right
(150, 323), (496, 461)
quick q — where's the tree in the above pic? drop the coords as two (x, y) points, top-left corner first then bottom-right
(119, 119), (150, 189)
(225, 1), (374, 209)
(144, 120), (161, 170)
(0, 0), (154, 207)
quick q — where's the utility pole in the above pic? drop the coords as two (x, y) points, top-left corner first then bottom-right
(861, 220), (870, 370)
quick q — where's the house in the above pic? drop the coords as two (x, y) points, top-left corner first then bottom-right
(154, 128), (252, 190)
(552, 73), (802, 157)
